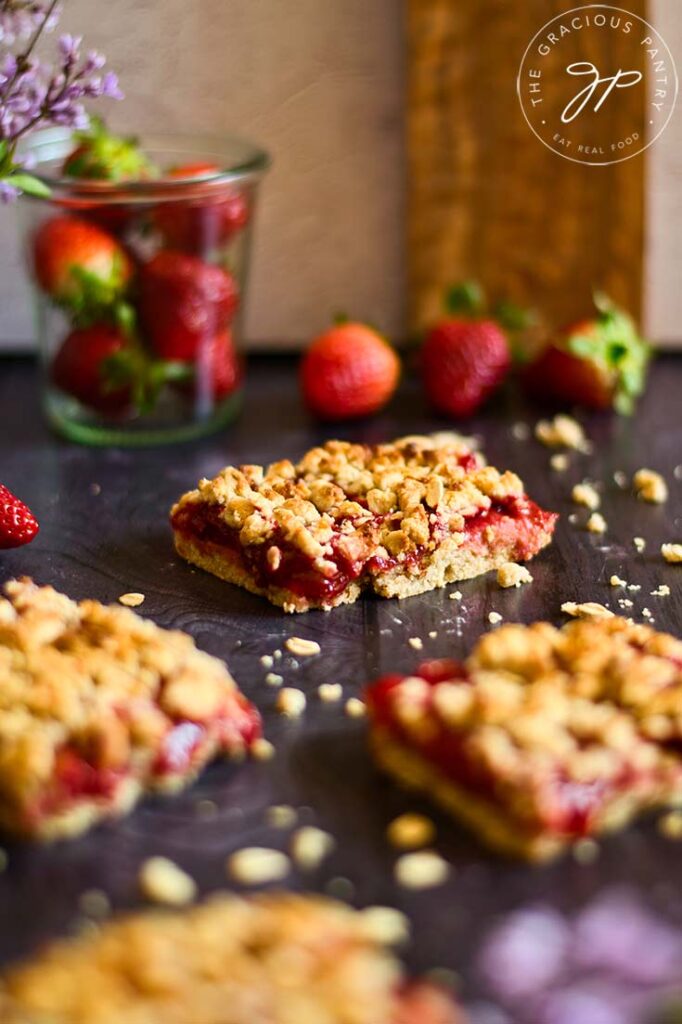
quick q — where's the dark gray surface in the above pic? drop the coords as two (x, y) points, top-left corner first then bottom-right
(0, 354), (681, 994)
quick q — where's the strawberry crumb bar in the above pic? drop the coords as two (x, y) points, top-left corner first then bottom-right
(366, 617), (682, 860)
(0, 578), (260, 841)
(0, 893), (462, 1024)
(171, 435), (557, 612)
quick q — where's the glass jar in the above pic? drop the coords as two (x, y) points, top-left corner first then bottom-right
(17, 129), (270, 445)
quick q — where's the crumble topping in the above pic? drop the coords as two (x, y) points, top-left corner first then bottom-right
(394, 850), (449, 890)
(497, 562), (533, 588)
(633, 468), (668, 504)
(172, 436), (557, 613)
(118, 592), (145, 608)
(319, 682), (343, 702)
(345, 698), (366, 718)
(659, 811), (682, 839)
(634, 537), (646, 552)
(276, 687), (307, 717)
(265, 804), (297, 829)
(535, 415), (587, 451)
(139, 856), (196, 907)
(0, 894), (406, 1024)
(251, 737), (275, 761)
(388, 617), (682, 758)
(610, 575), (627, 587)
(488, 611), (503, 625)
(290, 826), (336, 870)
(367, 617), (682, 858)
(226, 847), (291, 885)
(662, 543), (682, 564)
(586, 512), (607, 534)
(550, 453), (569, 472)
(173, 436), (532, 566)
(561, 601), (613, 619)
(285, 637), (321, 657)
(0, 578), (259, 837)
(357, 906), (410, 945)
(572, 481), (600, 510)
(387, 813), (436, 850)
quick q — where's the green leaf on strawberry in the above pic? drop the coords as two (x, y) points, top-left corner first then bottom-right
(102, 344), (193, 415)
(560, 294), (650, 414)
(62, 116), (157, 182)
(65, 262), (132, 326)
(3, 172), (51, 198)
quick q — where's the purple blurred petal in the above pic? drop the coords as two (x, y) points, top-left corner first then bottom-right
(573, 890), (682, 985)
(58, 33), (81, 64)
(101, 70), (123, 100)
(0, 180), (20, 204)
(466, 1003), (514, 1024)
(479, 906), (571, 1000)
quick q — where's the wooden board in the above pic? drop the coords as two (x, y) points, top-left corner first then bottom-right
(406, 0), (646, 334)
(0, 354), (680, 1008)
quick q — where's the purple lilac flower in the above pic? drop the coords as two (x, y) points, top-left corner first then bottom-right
(0, 0), (122, 200)
(0, 178), (19, 201)
(572, 889), (682, 986)
(538, 986), (633, 1024)
(478, 906), (571, 1001)
(0, 2), (59, 45)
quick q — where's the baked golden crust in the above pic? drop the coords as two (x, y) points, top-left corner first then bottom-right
(0, 579), (260, 840)
(0, 894), (403, 1024)
(171, 435), (556, 612)
(366, 617), (682, 859)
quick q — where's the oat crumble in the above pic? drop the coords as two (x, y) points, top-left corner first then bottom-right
(572, 481), (600, 510)
(633, 468), (668, 504)
(139, 857), (197, 907)
(497, 562), (533, 588)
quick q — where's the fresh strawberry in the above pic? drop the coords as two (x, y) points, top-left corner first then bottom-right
(62, 117), (156, 182)
(33, 216), (132, 310)
(525, 294), (650, 413)
(300, 320), (400, 420)
(422, 284), (511, 418)
(0, 485), (39, 550)
(52, 324), (132, 413)
(138, 251), (238, 361)
(195, 329), (242, 400)
(154, 162), (250, 254)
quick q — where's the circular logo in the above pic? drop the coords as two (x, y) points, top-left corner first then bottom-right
(517, 4), (678, 165)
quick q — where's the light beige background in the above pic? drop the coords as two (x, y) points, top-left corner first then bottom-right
(0, 0), (678, 349)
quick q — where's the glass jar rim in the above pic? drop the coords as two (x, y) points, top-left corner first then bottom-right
(18, 127), (270, 201)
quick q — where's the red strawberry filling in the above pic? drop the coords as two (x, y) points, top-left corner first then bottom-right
(27, 699), (261, 828)
(366, 670), (645, 840)
(172, 491), (556, 605)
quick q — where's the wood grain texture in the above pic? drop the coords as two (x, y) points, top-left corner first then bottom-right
(406, 0), (646, 334)
(0, 354), (680, 996)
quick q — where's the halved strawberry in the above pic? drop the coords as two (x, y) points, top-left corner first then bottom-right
(300, 320), (400, 420)
(0, 485), (39, 550)
(525, 294), (650, 413)
(154, 162), (250, 254)
(33, 216), (132, 311)
(138, 251), (239, 362)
